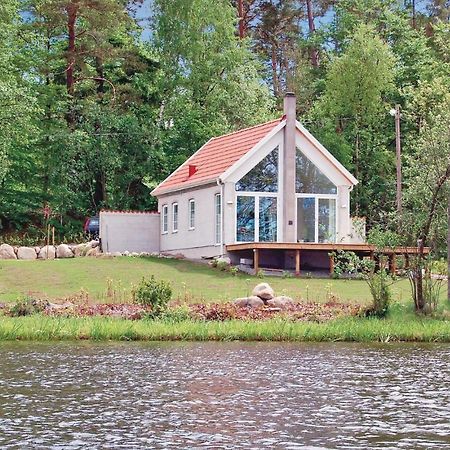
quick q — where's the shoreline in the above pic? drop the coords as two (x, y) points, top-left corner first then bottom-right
(1, 315), (449, 343)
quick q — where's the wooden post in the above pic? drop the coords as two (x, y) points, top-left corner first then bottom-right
(295, 249), (300, 277)
(52, 226), (55, 247)
(254, 248), (259, 275)
(405, 253), (409, 269)
(329, 254), (334, 276)
(390, 254), (396, 275)
(46, 224), (50, 260)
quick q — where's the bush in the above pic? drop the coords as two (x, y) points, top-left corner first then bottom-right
(365, 271), (392, 318)
(132, 276), (172, 317)
(7, 297), (49, 317)
(160, 304), (191, 323)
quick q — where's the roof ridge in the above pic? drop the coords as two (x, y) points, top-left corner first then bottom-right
(209, 117), (282, 141)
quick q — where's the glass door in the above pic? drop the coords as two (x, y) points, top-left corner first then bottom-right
(297, 197), (336, 243)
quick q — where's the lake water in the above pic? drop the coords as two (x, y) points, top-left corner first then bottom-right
(0, 342), (449, 449)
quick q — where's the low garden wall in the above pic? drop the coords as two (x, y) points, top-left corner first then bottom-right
(0, 241), (180, 260)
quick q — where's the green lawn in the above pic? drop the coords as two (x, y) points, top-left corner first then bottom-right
(0, 256), (416, 305)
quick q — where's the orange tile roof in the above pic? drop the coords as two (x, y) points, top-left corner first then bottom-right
(152, 118), (282, 195)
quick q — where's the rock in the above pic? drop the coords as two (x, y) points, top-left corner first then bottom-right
(130, 252), (139, 257)
(56, 244), (74, 258)
(252, 283), (275, 301)
(89, 240), (100, 248)
(74, 243), (88, 257)
(38, 245), (56, 259)
(34, 246), (41, 255)
(0, 244), (17, 259)
(123, 251), (130, 256)
(233, 296), (264, 308)
(267, 296), (295, 309)
(17, 246), (37, 260)
(86, 247), (101, 257)
(112, 251), (122, 257)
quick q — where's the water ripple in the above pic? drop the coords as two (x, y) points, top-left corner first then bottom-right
(0, 342), (449, 449)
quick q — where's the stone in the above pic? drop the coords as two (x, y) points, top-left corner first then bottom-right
(56, 244), (74, 258)
(123, 251), (130, 256)
(130, 252), (139, 257)
(38, 245), (56, 259)
(86, 247), (101, 257)
(252, 283), (275, 301)
(112, 252), (122, 257)
(233, 296), (264, 308)
(89, 240), (100, 248)
(74, 243), (88, 257)
(34, 246), (41, 255)
(17, 246), (37, 260)
(267, 296), (295, 309)
(0, 244), (17, 259)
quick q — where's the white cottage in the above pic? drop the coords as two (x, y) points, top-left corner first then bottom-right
(152, 93), (363, 272)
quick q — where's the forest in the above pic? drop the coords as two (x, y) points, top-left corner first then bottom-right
(0, 0), (449, 253)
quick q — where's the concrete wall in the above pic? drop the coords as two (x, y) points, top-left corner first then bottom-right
(100, 211), (160, 253)
(157, 183), (223, 259)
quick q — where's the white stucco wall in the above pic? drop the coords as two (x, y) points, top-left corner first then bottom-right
(158, 183), (223, 259)
(100, 211), (160, 253)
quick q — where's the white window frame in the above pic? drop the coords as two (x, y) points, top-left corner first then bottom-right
(235, 192), (279, 243)
(215, 193), (222, 246)
(188, 199), (195, 230)
(295, 193), (338, 243)
(161, 204), (168, 234)
(172, 202), (178, 233)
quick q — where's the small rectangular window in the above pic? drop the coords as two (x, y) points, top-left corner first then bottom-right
(188, 199), (195, 229)
(215, 194), (222, 245)
(172, 203), (178, 232)
(162, 204), (168, 234)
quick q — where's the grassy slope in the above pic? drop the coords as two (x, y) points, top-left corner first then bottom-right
(0, 256), (415, 304)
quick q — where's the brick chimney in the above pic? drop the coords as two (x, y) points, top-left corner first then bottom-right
(283, 92), (297, 242)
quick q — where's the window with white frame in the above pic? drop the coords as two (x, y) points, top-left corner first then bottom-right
(172, 202), (178, 232)
(161, 204), (168, 234)
(215, 193), (222, 245)
(235, 146), (279, 242)
(188, 199), (195, 229)
(296, 148), (337, 243)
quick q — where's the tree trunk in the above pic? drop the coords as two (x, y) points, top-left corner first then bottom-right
(416, 239), (425, 312)
(305, 0), (318, 67)
(271, 45), (280, 98)
(448, 192), (450, 303)
(66, 2), (78, 127)
(237, 0), (244, 39)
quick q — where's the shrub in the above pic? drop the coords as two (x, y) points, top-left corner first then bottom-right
(229, 266), (239, 276)
(365, 271), (392, 318)
(132, 276), (172, 317)
(7, 297), (49, 317)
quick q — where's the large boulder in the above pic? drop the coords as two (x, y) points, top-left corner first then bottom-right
(252, 283), (275, 301)
(267, 296), (295, 309)
(86, 247), (101, 257)
(56, 244), (74, 258)
(38, 245), (56, 260)
(233, 296), (265, 308)
(0, 244), (17, 259)
(17, 246), (37, 260)
(74, 243), (88, 257)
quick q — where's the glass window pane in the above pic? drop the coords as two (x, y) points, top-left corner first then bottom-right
(259, 197), (277, 242)
(236, 196), (255, 242)
(236, 147), (278, 192)
(215, 194), (221, 245)
(297, 197), (315, 242)
(296, 149), (337, 194)
(318, 198), (336, 243)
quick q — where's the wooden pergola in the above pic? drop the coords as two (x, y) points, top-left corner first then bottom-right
(226, 242), (430, 276)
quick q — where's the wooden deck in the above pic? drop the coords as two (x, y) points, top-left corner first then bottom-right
(226, 242), (430, 276)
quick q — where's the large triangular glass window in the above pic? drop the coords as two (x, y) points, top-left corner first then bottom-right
(235, 147), (278, 193)
(296, 149), (337, 194)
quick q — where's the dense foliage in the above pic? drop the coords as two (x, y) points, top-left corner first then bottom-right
(0, 0), (448, 255)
